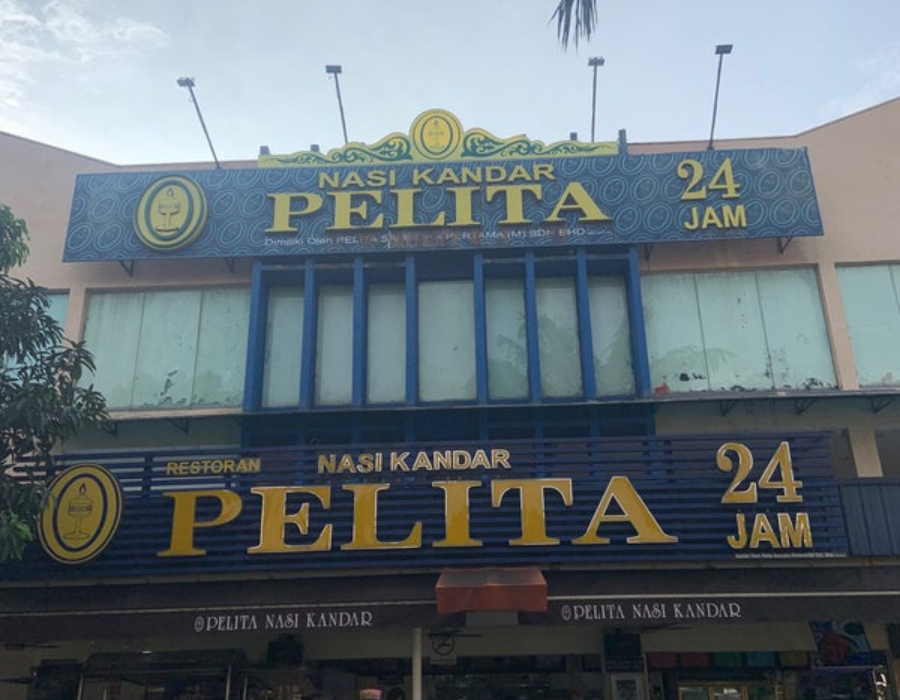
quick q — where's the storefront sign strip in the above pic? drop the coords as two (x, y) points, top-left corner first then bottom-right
(547, 591), (900, 624)
(0, 601), (440, 644)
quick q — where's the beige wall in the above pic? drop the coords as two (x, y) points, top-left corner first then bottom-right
(4, 98), (900, 475)
(1, 131), (255, 343)
(632, 98), (900, 476)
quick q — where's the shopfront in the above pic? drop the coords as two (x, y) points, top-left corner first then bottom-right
(3, 108), (899, 700)
(1, 434), (896, 700)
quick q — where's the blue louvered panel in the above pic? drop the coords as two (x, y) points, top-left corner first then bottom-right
(840, 480), (900, 556)
(3, 433), (850, 582)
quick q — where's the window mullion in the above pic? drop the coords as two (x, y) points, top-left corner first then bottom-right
(576, 249), (597, 398)
(474, 253), (488, 404)
(243, 261), (266, 412)
(352, 257), (365, 406)
(524, 252), (541, 402)
(405, 254), (417, 405)
(626, 246), (652, 396)
(299, 260), (317, 409)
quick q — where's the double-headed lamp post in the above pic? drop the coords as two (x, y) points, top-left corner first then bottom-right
(588, 56), (605, 142)
(707, 44), (733, 150)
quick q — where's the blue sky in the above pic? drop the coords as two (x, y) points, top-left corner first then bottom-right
(1, 0), (898, 164)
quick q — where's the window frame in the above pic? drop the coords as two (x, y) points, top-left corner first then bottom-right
(244, 248), (647, 411)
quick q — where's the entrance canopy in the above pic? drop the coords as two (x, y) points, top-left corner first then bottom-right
(436, 566), (547, 615)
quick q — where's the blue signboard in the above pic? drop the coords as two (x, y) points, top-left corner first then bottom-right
(3, 433), (846, 582)
(64, 146), (822, 261)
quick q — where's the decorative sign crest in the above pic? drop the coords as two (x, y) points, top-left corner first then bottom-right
(258, 108), (618, 167)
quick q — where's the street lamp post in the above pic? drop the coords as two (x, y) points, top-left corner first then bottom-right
(176, 77), (221, 168)
(326, 64), (349, 146)
(707, 44), (733, 151)
(588, 56), (605, 142)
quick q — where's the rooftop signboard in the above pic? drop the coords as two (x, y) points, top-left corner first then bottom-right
(64, 109), (822, 262)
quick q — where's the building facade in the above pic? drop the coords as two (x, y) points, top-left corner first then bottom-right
(1, 102), (899, 700)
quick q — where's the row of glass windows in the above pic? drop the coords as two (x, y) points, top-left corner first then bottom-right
(262, 275), (633, 408)
(69, 263), (898, 411)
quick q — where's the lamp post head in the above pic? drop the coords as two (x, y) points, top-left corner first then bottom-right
(715, 44), (733, 55)
(588, 56), (605, 68)
(176, 77), (195, 88)
(325, 64), (343, 75)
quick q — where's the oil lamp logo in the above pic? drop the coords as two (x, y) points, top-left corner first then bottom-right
(410, 109), (463, 160)
(134, 175), (208, 251)
(39, 464), (123, 564)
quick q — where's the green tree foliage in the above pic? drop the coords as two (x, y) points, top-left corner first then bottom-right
(553, 0), (597, 48)
(0, 204), (107, 562)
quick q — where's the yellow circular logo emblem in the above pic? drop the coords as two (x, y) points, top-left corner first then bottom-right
(411, 109), (463, 160)
(134, 175), (208, 251)
(39, 464), (123, 564)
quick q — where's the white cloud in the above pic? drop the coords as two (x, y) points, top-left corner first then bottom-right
(820, 43), (900, 121)
(0, 0), (167, 115)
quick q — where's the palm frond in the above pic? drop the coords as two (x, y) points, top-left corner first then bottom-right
(552, 0), (597, 48)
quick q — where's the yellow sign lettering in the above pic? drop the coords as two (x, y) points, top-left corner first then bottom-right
(491, 478), (573, 545)
(341, 484), (422, 550)
(573, 476), (677, 545)
(158, 489), (242, 557)
(266, 192), (324, 234)
(248, 486), (332, 554)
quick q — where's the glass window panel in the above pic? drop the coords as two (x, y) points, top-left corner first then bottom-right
(367, 283), (406, 404)
(695, 271), (769, 390)
(757, 269), (835, 389)
(536, 277), (582, 397)
(838, 265), (900, 386)
(192, 288), (250, 406)
(262, 286), (304, 407)
(4, 293), (69, 370)
(588, 276), (634, 395)
(486, 278), (528, 400)
(315, 285), (353, 405)
(132, 290), (202, 408)
(641, 273), (709, 392)
(645, 269), (835, 394)
(82, 292), (144, 409)
(418, 280), (475, 401)
(83, 288), (251, 411)
(46, 292), (68, 330)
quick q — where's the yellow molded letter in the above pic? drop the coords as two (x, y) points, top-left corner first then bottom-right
(341, 484), (422, 549)
(158, 489), (242, 557)
(248, 486), (333, 554)
(573, 476), (677, 545)
(491, 478), (572, 545)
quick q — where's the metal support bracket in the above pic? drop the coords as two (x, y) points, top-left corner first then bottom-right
(224, 258), (236, 273)
(870, 396), (895, 414)
(793, 397), (818, 415)
(641, 244), (654, 261)
(118, 260), (135, 276)
(719, 399), (739, 417)
(167, 418), (190, 434)
(778, 237), (794, 254)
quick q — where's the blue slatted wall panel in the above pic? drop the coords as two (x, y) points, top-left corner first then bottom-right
(3, 433), (852, 582)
